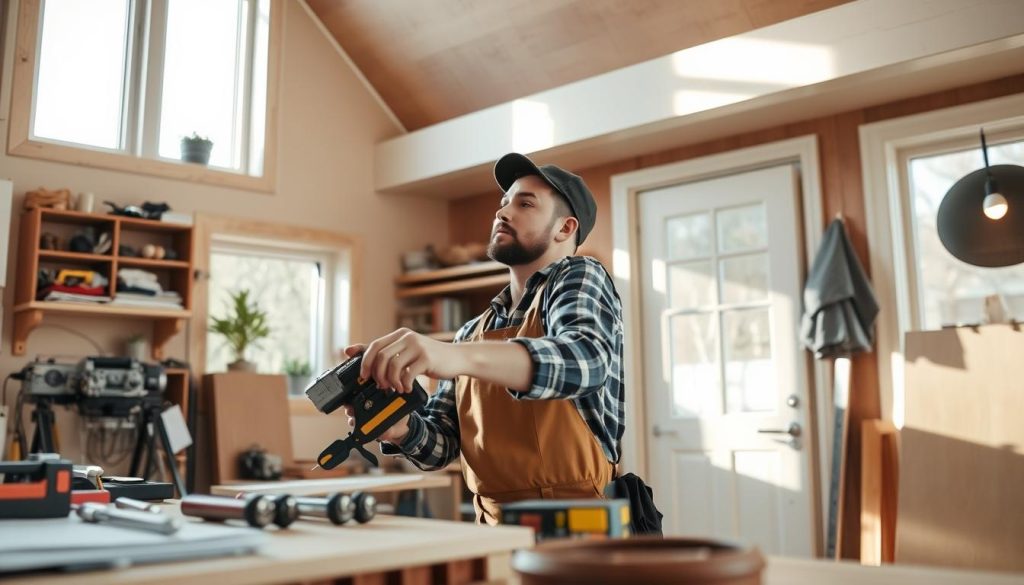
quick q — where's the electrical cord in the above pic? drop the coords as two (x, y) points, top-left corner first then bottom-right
(35, 323), (105, 356)
(2, 374), (14, 406)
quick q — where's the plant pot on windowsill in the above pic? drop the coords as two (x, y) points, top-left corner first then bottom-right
(283, 358), (313, 396)
(181, 133), (213, 165)
(287, 374), (311, 395)
(228, 359), (259, 373)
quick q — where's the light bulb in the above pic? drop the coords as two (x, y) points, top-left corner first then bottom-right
(983, 192), (1008, 220)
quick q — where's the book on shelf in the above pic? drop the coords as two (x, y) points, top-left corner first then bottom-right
(432, 297), (470, 334)
(159, 211), (193, 225)
(40, 291), (112, 303)
(110, 291), (183, 309)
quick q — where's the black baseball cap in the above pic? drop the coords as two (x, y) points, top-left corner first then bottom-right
(493, 153), (597, 245)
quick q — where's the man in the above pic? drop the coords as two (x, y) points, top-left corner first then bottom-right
(344, 152), (624, 525)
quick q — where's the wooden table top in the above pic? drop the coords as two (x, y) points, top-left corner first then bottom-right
(6, 503), (533, 585)
(210, 472), (452, 497)
(763, 556), (1024, 585)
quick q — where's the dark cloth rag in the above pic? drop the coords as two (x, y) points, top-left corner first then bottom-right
(605, 472), (664, 536)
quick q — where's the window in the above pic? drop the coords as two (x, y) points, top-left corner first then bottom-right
(33, 0), (131, 150)
(861, 94), (1024, 427)
(206, 237), (349, 381)
(10, 0), (280, 189)
(905, 138), (1024, 329)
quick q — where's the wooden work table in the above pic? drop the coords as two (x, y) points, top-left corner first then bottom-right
(7, 499), (1020, 585)
(761, 557), (1024, 585)
(6, 503), (534, 585)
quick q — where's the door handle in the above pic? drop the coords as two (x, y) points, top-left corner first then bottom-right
(652, 425), (679, 438)
(757, 422), (802, 437)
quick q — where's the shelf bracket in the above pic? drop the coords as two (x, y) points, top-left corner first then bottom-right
(13, 309), (44, 355)
(152, 318), (185, 360)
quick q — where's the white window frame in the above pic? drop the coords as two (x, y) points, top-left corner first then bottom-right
(207, 233), (352, 383)
(7, 0), (282, 191)
(860, 93), (1024, 428)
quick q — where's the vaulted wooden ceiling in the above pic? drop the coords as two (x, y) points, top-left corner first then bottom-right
(306, 0), (853, 131)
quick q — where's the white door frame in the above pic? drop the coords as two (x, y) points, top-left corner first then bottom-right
(860, 92), (1024, 429)
(611, 135), (827, 550)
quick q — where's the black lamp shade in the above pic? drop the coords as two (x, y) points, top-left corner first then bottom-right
(936, 164), (1024, 267)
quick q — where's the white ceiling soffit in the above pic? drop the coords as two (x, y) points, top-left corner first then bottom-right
(375, 0), (1024, 199)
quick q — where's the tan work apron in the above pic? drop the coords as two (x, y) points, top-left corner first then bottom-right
(455, 282), (613, 525)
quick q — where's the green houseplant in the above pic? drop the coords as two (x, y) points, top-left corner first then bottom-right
(283, 357), (313, 396)
(181, 132), (213, 165)
(209, 289), (270, 372)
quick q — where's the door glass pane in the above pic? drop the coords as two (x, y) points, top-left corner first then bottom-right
(717, 203), (767, 253)
(33, 0), (130, 149)
(667, 212), (711, 260)
(159, 0), (244, 168)
(908, 140), (1024, 328)
(723, 308), (775, 413)
(720, 253), (770, 304)
(669, 312), (718, 418)
(669, 261), (715, 309)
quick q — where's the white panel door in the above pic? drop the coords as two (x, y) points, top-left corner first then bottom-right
(640, 164), (814, 556)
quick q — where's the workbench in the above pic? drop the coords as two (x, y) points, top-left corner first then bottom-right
(5, 503), (533, 585)
(6, 501), (1020, 585)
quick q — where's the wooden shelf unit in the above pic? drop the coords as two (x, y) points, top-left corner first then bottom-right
(394, 261), (508, 340)
(12, 207), (194, 359)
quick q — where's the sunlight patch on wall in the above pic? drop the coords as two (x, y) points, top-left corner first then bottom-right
(672, 90), (752, 117)
(672, 37), (835, 87)
(511, 99), (554, 153)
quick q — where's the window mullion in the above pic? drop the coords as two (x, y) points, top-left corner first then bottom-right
(233, 0), (254, 172)
(139, 0), (169, 160)
(239, 0), (258, 174)
(123, 0), (148, 154)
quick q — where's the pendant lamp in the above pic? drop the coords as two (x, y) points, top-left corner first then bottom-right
(936, 129), (1024, 267)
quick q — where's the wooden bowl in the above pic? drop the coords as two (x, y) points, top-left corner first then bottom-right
(512, 537), (765, 585)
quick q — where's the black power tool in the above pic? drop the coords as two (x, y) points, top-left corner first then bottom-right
(305, 355), (429, 469)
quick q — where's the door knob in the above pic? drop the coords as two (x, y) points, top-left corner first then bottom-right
(757, 422), (801, 437)
(652, 425), (679, 438)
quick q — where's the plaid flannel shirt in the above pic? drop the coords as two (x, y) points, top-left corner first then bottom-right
(380, 256), (625, 470)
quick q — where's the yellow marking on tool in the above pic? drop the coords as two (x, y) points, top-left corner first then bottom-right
(621, 505), (631, 528)
(318, 453), (333, 466)
(361, 396), (406, 434)
(568, 508), (608, 533)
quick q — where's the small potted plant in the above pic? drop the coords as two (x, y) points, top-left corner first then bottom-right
(283, 358), (313, 396)
(180, 132), (213, 165)
(209, 289), (270, 373)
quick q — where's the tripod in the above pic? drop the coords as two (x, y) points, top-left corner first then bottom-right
(29, 398), (59, 454)
(128, 399), (186, 498)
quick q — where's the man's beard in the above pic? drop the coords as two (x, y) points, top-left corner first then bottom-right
(487, 230), (549, 266)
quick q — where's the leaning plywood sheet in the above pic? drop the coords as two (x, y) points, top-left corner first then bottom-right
(205, 373), (293, 485)
(899, 325), (1024, 572)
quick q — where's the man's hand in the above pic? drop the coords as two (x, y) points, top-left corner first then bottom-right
(349, 328), (467, 394)
(341, 344), (411, 444)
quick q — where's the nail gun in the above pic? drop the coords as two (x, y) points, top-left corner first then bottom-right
(305, 356), (428, 469)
